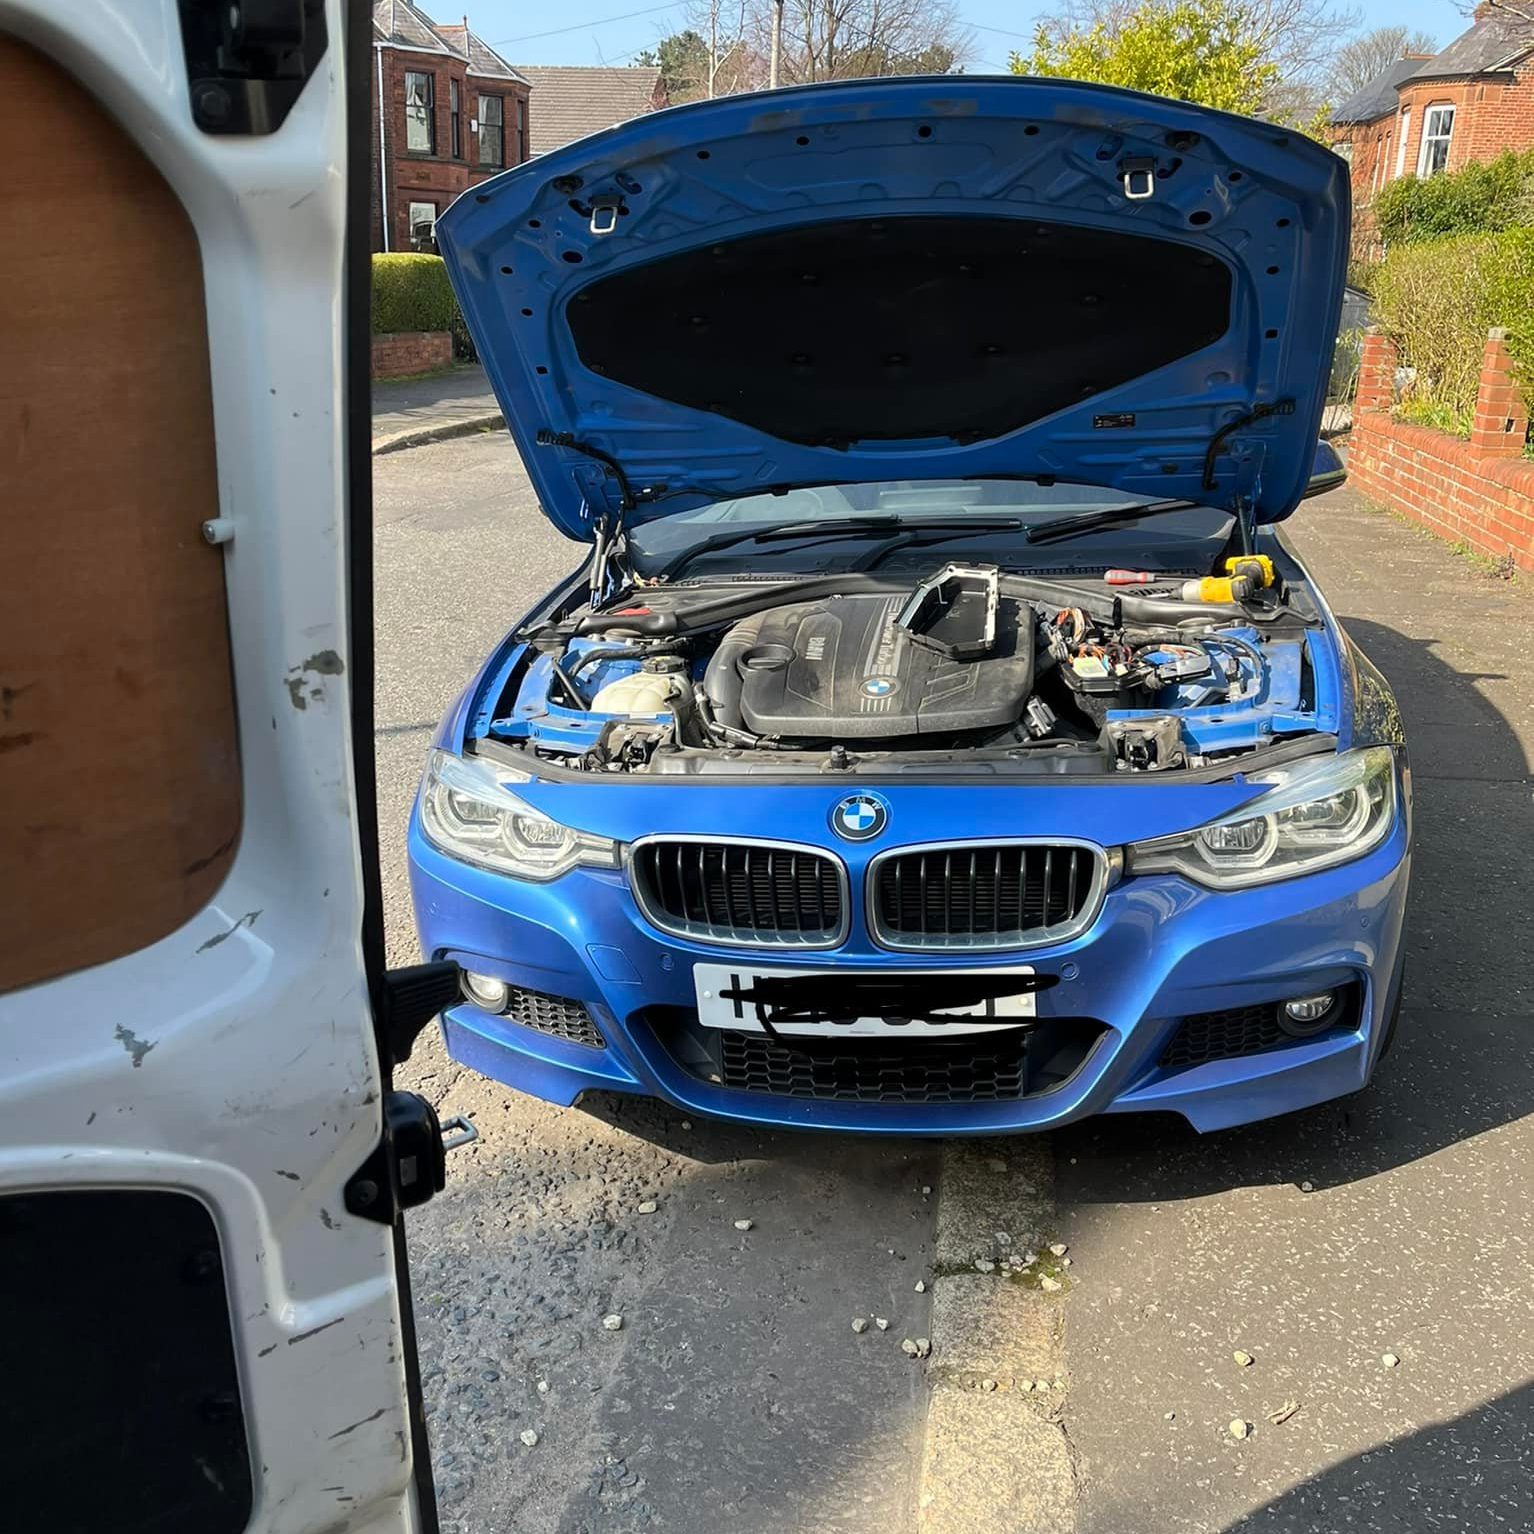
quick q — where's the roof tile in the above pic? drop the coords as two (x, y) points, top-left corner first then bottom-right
(517, 65), (662, 155)
(1408, 12), (1534, 80)
(1331, 56), (1431, 124)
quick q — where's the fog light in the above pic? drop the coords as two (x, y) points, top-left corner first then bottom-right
(1279, 991), (1336, 1036)
(461, 970), (510, 1012)
(1284, 993), (1334, 1022)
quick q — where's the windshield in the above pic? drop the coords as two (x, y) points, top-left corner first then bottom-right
(626, 479), (1233, 576)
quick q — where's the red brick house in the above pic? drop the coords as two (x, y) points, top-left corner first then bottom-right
(1330, 4), (1534, 253)
(371, 1), (531, 252)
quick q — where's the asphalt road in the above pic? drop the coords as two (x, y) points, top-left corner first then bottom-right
(376, 433), (1534, 1533)
(376, 435), (941, 1534)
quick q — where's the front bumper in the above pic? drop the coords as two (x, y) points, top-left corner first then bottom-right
(407, 804), (1410, 1135)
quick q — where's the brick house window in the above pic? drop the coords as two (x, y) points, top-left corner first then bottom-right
(1418, 104), (1454, 177)
(1333, 140), (1352, 163)
(516, 96), (526, 162)
(479, 93), (504, 168)
(1393, 109), (1410, 179)
(450, 79), (461, 158)
(405, 70), (434, 154)
(408, 201), (437, 250)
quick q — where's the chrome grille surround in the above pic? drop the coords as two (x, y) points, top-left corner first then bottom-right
(867, 838), (1111, 952)
(627, 835), (850, 950)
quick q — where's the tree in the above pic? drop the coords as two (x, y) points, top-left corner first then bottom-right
(1016, 0), (1279, 117)
(759, 0), (971, 84)
(640, 2), (756, 102)
(1326, 24), (1438, 100)
(1017, 0), (1358, 125)
(644, 0), (968, 98)
(635, 30), (711, 98)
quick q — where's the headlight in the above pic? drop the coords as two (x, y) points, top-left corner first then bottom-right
(1128, 746), (1398, 889)
(418, 749), (619, 881)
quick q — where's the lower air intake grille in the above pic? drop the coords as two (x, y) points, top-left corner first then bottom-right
(506, 986), (605, 1049)
(630, 839), (847, 948)
(871, 842), (1103, 950)
(1160, 1005), (1285, 1069)
(717, 1029), (1030, 1103)
(645, 1010), (1108, 1106)
(1158, 988), (1359, 1071)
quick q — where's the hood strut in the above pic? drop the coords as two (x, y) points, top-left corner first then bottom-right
(537, 428), (637, 603)
(1203, 399), (1294, 554)
(589, 515), (619, 605)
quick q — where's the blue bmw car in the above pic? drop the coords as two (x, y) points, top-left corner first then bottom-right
(408, 77), (1410, 1136)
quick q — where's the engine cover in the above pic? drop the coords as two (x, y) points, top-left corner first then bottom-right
(733, 593), (1034, 738)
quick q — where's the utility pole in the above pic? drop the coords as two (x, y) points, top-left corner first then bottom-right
(770, 0), (784, 88)
(708, 0), (717, 96)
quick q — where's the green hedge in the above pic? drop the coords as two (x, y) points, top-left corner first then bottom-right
(1371, 229), (1534, 433)
(372, 253), (458, 335)
(1374, 149), (1534, 247)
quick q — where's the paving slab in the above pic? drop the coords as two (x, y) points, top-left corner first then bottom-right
(918, 1390), (1076, 1534)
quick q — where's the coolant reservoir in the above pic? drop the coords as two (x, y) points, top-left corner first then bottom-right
(589, 665), (690, 717)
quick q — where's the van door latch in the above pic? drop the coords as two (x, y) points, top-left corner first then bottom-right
(345, 1091), (448, 1224)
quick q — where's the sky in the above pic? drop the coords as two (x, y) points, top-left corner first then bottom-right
(457, 0), (1467, 73)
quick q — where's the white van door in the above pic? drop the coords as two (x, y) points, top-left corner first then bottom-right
(1, 3), (447, 1529)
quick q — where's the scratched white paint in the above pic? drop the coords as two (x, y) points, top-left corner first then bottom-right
(0, 3), (424, 1529)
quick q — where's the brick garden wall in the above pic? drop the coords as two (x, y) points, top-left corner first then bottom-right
(372, 329), (452, 378)
(1347, 328), (1534, 573)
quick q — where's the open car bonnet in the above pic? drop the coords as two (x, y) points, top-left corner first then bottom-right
(435, 77), (1349, 542)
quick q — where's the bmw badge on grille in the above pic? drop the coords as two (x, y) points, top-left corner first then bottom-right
(831, 793), (889, 842)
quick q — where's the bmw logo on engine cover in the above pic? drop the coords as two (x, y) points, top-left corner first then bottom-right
(831, 793), (889, 842)
(861, 676), (897, 697)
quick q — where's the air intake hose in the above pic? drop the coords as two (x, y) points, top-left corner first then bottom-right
(701, 612), (769, 731)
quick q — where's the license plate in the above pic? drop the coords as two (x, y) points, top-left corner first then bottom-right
(692, 962), (1037, 1038)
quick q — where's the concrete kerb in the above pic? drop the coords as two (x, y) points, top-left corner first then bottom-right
(918, 1137), (1078, 1532)
(371, 412), (504, 456)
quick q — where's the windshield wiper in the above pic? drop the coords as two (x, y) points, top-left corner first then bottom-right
(1024, 497), (1209, 546)
(850, 519), (1024, 571)
(652, 517), (1020, 580)
(649, 516), (896, 579)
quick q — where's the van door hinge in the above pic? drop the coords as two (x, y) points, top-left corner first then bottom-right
(178, 0), (328, 136)
(345, 1091), (448, 1224)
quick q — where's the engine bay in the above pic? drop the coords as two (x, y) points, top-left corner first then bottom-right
(485, 562), (1327, 777)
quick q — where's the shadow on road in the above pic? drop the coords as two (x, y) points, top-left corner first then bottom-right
(1224, 1381), (1534, 1532)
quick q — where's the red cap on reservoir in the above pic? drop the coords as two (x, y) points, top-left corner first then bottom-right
(1103, 569), (1153, 586)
